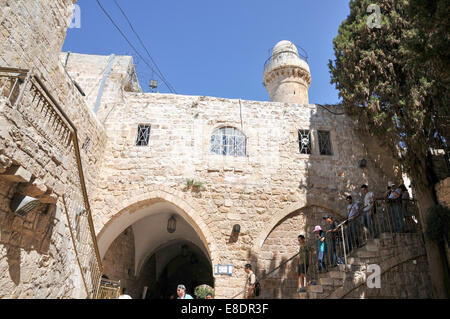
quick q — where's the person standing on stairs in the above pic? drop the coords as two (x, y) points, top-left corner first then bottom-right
(361, 184), (376, 239)
(297, 235), (312, 293)
(314, 226), (328, 273)
(324, 215), (343, 267)
(346, 195), (360, 251)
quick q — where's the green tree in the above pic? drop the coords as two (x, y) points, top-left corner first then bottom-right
(329, 0), (449, 298)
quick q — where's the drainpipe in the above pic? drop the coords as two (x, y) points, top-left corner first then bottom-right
(94, 54), (115, 114)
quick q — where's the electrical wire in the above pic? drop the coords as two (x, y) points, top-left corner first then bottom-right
(316, 103), (345, 116)
(95, 0), (176, 93)
(113, 0), (177, 94)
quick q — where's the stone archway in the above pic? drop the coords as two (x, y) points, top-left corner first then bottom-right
(250, 205), (343, 299)
(95, 188), (218, 299)
(252, 203), (344, 255)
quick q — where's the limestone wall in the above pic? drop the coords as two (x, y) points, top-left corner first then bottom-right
(91, 91), (400, 298)
(59, 52), (142, 121)
(101, 226), (135, 295)
(0, 0), (107, 298)
(0, 0), (107, 196)
(436, 177), (450, 209)
(344, 254), (431, 299)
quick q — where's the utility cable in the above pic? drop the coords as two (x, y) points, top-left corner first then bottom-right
(95, 0), (176, 93)
(113, 0), (177, 93)
(316, 103), (345, 116)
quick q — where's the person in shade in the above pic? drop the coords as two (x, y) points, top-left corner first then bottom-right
(361, 184), (376, 239)
(324, 215), (344, 267)
(176, 284), (193, 299)
(244, 264), (257, 299)
(346, 195), (360, 251)
(314, 225), (328, 273)
(296, 234), (312, 293)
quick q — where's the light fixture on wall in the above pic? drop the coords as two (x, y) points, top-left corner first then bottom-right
(167, 215), (177, 233)
(232, 224), (241, 234)
(10, 193), (40, 216)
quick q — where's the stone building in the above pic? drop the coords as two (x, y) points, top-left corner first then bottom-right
(0, 1), (434, 299)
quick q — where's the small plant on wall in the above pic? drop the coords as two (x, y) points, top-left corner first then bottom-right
(185, 178), (205, 191)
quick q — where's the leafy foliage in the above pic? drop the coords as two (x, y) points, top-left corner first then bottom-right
(329, 0), (450, 188)
(194, 284), (214, 299)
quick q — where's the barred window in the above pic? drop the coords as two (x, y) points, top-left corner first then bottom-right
(82, 137), (91, 153)
(135, 124), (151, 146)
(298, 129), (311, 154)
(318, 130), (333, 155)
(210, 127), (246, 157)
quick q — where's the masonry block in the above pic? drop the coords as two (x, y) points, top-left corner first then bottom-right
(0, 165), (32, 183)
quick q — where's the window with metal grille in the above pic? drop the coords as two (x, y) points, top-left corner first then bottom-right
(82, 137), (91, 153)
(318, 130), (333, 155)
(135, 124), (151, 146)
(298, 129), (311, 154)
(210, 127), (246, 157)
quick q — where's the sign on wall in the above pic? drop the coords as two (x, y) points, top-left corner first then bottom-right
(214, 264), (233, 276)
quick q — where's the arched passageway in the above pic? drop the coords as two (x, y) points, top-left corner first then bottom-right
(97, 198), (214, 299)
(139, 240), (213, 299)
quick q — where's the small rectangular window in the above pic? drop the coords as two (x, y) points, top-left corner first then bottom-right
(82, 137), (91, 153)
(298, 129), (311, 154)
(135, 124), (151, 146)
(318, 130), (333, 155)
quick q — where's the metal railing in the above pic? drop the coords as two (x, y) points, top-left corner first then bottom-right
(0, 67), (103, 298)
(239, 198), (423, 298)
(304, 198), (422, 283)
(97, 279), (121, 299)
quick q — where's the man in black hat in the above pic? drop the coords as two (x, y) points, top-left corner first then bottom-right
(324, 215), (343, 267)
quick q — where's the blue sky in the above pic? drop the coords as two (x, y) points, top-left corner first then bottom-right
(63, 0), (351, 104)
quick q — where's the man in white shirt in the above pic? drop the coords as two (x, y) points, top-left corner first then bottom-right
(118, 288), (132, 299)
(244, 264), (256, 299)
(176, 284), (193, 299)
(361, 184), (375, 239)
(387, 183), (405, 232)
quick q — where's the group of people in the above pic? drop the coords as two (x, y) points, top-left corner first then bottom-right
(118, 182), (415, 299)
(295, 182), (414, 293)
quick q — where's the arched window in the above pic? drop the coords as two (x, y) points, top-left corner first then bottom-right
(210, 127), (246, 157)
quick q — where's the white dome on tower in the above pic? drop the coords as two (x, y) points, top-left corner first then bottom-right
(263, 40), (311, 104)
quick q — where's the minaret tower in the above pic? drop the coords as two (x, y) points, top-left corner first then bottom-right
(263, 40), (311, 104)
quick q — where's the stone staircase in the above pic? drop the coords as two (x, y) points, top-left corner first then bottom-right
(296, 232), (425, 299)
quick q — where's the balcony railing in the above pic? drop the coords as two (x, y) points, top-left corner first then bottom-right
(300, 198), (423, 288)
(0, 66), (103, 298)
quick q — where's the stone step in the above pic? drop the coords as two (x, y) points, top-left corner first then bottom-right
(328, 271), (345, 279)
(319, 277), (334, 286)
(356, 250), (378, 258)
(308, 292), (318, 299)
(333, 278), (344, 286)
(347, 256), (362, 264)
(308, 284), (323, 293)
(380, 233), (393, 240)
(297, 292), (308, 299)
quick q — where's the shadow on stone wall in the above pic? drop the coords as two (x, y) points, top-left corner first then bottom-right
(0, 180), (56, 285)
(244, 105), (404, 299)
